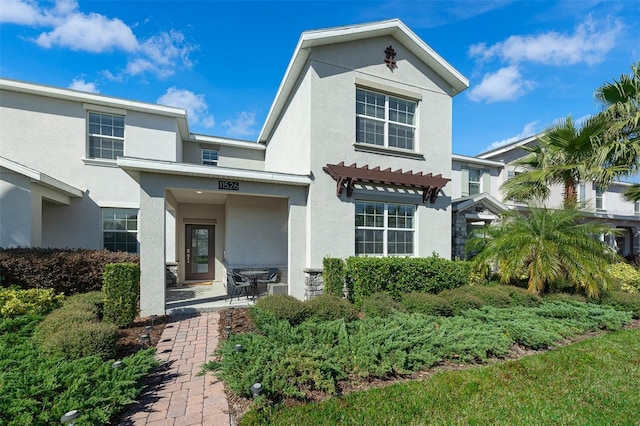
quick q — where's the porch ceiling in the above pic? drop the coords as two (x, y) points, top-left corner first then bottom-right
(167, 188), (228, 205)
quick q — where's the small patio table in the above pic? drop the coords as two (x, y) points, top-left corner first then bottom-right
(239, 270), (268, 297)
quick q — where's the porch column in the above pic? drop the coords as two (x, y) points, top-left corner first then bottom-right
(139, 175), (166, 316)
(288, 190), (308, 300)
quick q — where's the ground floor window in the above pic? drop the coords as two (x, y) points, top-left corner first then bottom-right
(102, 208), (138, 253)
(355, 201), (415, 256)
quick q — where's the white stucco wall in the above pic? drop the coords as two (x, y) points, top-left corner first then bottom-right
(300, 36), (457, 265)
(0, 168), (31, 247)
(182, 141), (265, 170)
(0, 88), (182, 249)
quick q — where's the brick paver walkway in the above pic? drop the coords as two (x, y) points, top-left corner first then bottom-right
(120, 312), (229, 426)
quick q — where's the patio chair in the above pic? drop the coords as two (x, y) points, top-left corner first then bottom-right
(226, 271), (253, 303)
(257, 268), (279, 285)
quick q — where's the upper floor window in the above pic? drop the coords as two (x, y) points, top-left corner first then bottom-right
(356, 88), (416, 150)
(202, 149), (219, 166)
(102, 208), (138, 253)
(635, 201), (640, 215)
(88, 112), (124, 160)
(595, 185), (604, 210)
(355, 201), (415, 256)
(468, 168), (481, 196)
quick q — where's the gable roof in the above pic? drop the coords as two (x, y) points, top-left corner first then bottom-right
(452, 192), (509, 215)
(476, 134), (542, 160)
(257, 19), (469, 144)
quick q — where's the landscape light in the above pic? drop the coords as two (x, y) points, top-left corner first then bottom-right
(60, 409), (79, 425)
(111, 360), (123, 369)
(234, 344), (243, 352)
(139, 334), (150, 348)
(250, 383), (263, 398)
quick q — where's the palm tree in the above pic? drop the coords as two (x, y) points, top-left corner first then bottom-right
(501, 114), (608, 205)
(594, 62), (640, 200)
(467, 205), (620, 298)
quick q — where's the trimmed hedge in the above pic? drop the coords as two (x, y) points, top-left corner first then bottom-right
(344, 256), (470, 308)
(103, 263), (140, 327)
(0, 248), (139, 295)
(323, 257), (346, 297)
(33, 292), (118, 360)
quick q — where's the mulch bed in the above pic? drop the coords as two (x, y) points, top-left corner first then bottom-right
(115, 315), (169, 359)
(213, 308), (640, 423)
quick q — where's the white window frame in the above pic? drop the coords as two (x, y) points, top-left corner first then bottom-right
(595, 185), (604, 210)
(102, 208), (139, 253)
(468, 168), (482, 196)
(202, 149), (219, 166)
(635, 201), (640, 215)
(355, 201), (415, 256)
(88, 112), (125, 160)
(355, 88), (417, 151)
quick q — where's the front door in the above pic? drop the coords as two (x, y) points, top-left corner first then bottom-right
(185, 225), (215, 281)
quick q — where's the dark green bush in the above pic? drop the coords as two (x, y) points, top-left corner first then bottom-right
(40, 321), (119, 360)
(361, 292), (405, 318)
(345, 255), (470, 307)
(500, 284), (542, 307)
(464, 285), (513, 308)
(544, 292), (588, 304)
(438, 288), (483, 314)
(0, 248), (139, 295)
(103, 263), (140, 327)
(306, 294), (358, 322)
(323, 257), (346, 297)
(599, 291), (640, 319)
(401, 292), (453, 316)
(254, 294), (310, 326)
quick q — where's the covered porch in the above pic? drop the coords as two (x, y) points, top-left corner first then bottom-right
(118, 157), (310, 316)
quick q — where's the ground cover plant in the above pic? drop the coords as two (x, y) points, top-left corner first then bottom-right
(204, 297), (631, 409)
(244, 327), (640, 425)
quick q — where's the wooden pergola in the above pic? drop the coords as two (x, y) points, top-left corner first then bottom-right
(323, 162), (450, 204)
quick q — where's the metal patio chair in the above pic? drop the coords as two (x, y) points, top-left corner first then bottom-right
(226, 271), (253, 303)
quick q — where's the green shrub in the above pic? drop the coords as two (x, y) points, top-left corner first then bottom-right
(401, 292), (453, 316)
(306, 294), (358, 322)
(361, 292), (405, 318)
(607, 262), (640, 293)
(500, 285), (542, 307)
(544, 292), (588, 304)
(464, 285), (513, 308)
(40, 321), (119, 360)
(438, 288), (483, 314)
(254, 294), (310, 326)
(0, 287), (64, 317)
(599, 291), (640, 319)
(323, 257), (346, 297)
(345, 255), (470, 307)
(0, 248), (139, 295)
(0, 315), (157, 424)
(103, 263), (140, 327)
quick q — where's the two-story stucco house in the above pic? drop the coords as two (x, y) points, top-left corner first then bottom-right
(450, 135), (640, 260)
(0, 19), (469, 315)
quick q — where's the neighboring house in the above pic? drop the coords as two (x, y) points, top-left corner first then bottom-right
(451, 135), (640, 260)
(0, 19), (468, 315)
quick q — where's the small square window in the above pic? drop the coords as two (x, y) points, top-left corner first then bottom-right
(202, 149), (218, 166)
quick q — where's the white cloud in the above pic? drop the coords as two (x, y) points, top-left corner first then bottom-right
(2, 0), (196, 79)
(157, 87), (214, 128)
(467, 66), (534, 103)
(483, 121), (539, 152)
(35, 12), (137, 52)
(0, 0), (47, 25)
(222, 112), (257, 137)
(469, 15), (623, 66)
(68, 78), (99, 93)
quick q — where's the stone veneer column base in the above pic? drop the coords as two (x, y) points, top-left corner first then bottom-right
(304, 268), (324, 300)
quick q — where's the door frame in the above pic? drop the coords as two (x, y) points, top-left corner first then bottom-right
(184, 224), (215, 281)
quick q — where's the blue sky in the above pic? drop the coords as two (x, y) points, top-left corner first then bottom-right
(1, 0), (638, 155)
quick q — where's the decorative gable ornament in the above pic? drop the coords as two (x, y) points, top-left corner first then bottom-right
(384, 45), (397, 70)
(323, 162), (450, 204)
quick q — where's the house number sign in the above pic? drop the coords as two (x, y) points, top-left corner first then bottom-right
(219, 180), (239, 190)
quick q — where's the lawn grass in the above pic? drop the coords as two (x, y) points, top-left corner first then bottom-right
(243, 327), (640, 425)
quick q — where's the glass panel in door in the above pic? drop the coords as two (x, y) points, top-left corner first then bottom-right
(185, 225), (214, 280)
